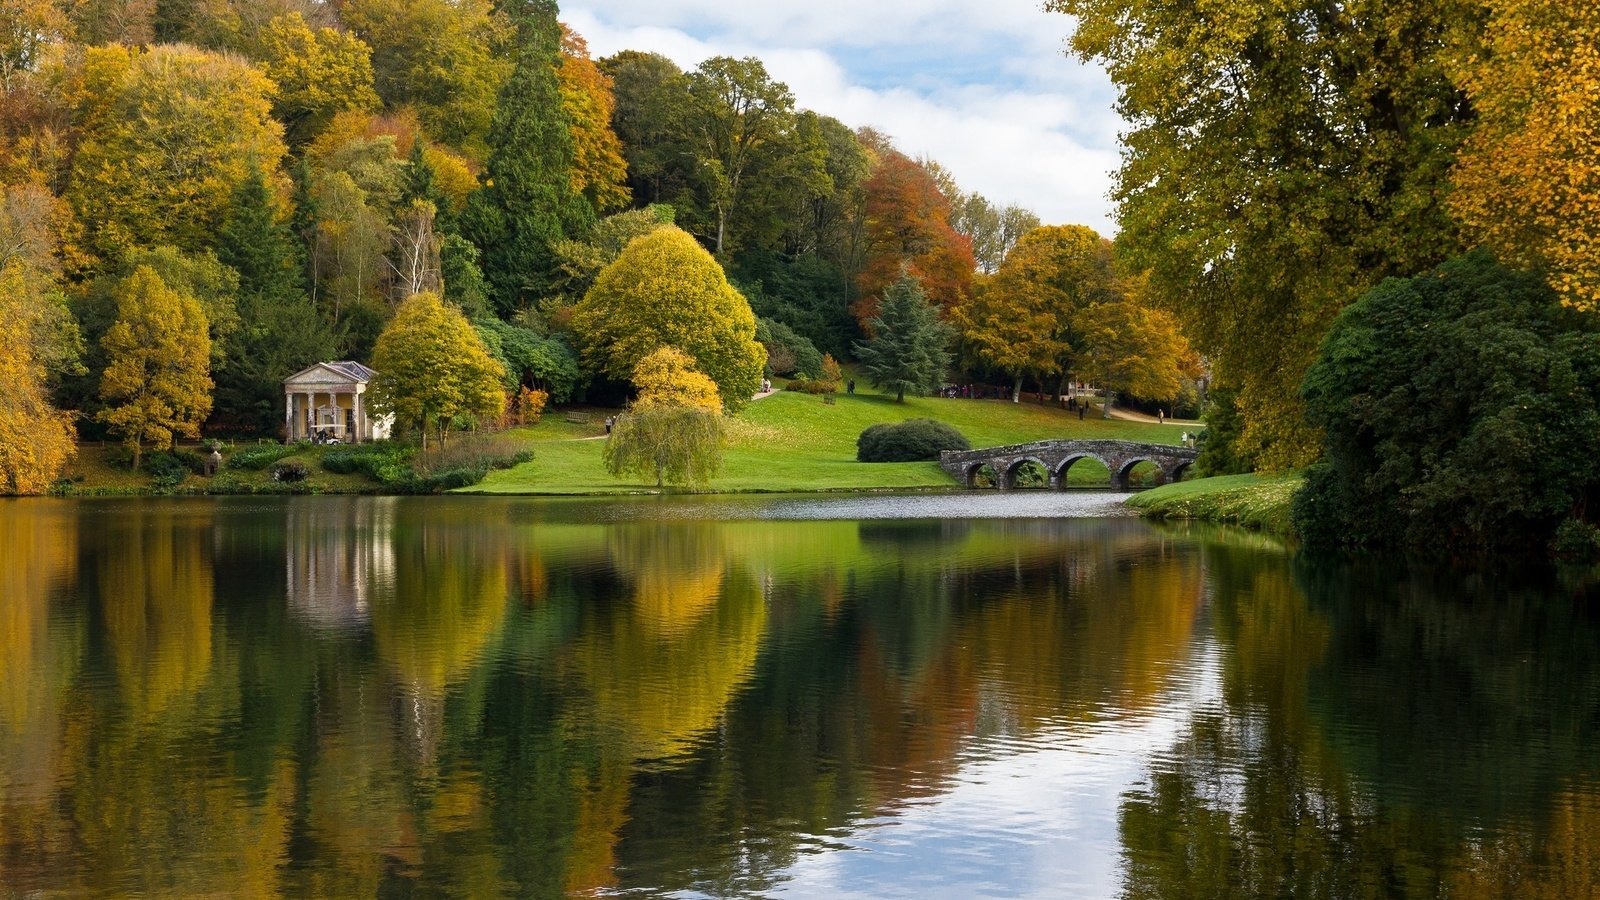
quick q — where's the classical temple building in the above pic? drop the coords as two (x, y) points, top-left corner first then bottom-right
(283, 361), (393, 443)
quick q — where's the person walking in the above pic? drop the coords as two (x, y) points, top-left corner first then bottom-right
(1157, 409), (1164, 425)
(847, 379), (855, 395)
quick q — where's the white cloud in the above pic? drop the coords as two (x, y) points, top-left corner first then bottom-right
(562, 3), (1122, 233)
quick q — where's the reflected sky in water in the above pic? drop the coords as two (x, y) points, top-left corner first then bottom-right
(1, 495), (1597, 898)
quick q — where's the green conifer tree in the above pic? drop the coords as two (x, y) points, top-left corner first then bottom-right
(853, 270), (954, 402)
(462, 0), (594, 314)
(215, 165), (335, 432)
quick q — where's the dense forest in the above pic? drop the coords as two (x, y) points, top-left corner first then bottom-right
(8, 0), (1174, 493)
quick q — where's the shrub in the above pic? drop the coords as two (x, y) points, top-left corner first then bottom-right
(321, 444), (415, 482)
(142, 451), (189, 487)
(227, 443), (303, 471)
(857, 419), (971, 462)
(271, 461), (310, 482)
(786, 377), (834, 395)
(1551, 519), (1600, 561)
(172, 449), (209, 475)
(1296, 251), (1600, 553)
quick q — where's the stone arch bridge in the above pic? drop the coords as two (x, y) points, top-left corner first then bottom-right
(939, 440), (1200, 490)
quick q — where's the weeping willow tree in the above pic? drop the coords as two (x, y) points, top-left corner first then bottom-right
(602, 405), (722, 489)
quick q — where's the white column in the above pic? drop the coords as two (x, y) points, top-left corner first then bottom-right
(285, 393), (294, 442)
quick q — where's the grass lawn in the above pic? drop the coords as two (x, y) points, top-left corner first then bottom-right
(1123, 472), (1303, 535)
(472, 390), (1185, 495)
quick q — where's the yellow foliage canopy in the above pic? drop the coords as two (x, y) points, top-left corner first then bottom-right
(572, 226), (765, 410)
(631, 346), (722, 412)
(369, 291), (506, 447)
(1451, 0), (1600, 311)
(0, 332), (73, 495)
(65, 44), (286, 266)
(97, 266), (213, 468)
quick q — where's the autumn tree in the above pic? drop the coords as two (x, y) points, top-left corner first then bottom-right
(1451, 0), (1600, 312)
(368, 291), (505, 449)
(341, 0), (511, 156)
(65, 43), (286, 265)
(461, 0), (593, 312)
(631, 347), (722, 411)
(256, 11), (381, 147)
(953, 225), (1116, 401)
(546, 203), (674, 316)
(853, 270), (954, 402)
(1076, 293), (1197, 417)
(572, 227), (765, 410)
(69, 0), (154, 46)
(558, 26), (630, 214)
(855, 145), (975, 324)
(1048, 0), (1476, 467)
(97, 266), (213, 468)
(0, 0), (68, 94)
(0, 184), (76, 493)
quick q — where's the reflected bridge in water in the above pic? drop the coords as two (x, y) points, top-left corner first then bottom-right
(940, 439), (1199, 490)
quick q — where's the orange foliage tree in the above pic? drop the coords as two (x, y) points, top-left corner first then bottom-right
(853, 145), (975, 327)
(559, 26), (631, 214)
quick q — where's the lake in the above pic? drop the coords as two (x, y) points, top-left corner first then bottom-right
(2, 494), (1598, 897)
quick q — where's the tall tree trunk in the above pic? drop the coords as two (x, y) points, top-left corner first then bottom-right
(1011, 375), (1022, 403)
(1102, 388), (1114, 418)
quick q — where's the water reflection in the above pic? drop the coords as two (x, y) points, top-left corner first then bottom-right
(0, 497), (1595, 897)
(285, 497), (395, 631)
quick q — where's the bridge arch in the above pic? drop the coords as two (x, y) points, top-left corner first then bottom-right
(1169, 459), (1195, 483)
(1115, 457), (1165, 490)
(1053, 454), (1109, 489)
(1002, 456), (1050, 490)
(962, 461), (991, 488)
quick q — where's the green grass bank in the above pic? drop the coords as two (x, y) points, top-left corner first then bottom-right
(1123, 472), (1303, 535)
(474, 390), (1183, 494)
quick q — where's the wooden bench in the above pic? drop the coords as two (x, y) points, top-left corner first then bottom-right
(563, 411), (591, 425)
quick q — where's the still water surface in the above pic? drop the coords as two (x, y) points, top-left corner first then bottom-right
(2, 495), (1598, 897)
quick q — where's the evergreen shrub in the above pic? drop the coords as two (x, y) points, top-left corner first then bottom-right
(857, 419), (971, 462)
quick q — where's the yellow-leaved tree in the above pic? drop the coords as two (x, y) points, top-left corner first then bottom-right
(1076, 276), (1199, 417)
(368, 291), (506, 449)
(97, 266), (213, 469)
(951, 224), (1116, 401)
(572, 226), (765, 410)
(1451, 0), (1600, 311)
(631, 346), (722, 411)
(0, 183), (77, 494)
(64, 44), (286, 267)
(559, 26), (632, 214)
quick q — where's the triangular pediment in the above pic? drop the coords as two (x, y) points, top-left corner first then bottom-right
(284, 361), (373, 387)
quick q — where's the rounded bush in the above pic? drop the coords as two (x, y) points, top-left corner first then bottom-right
(271, 461), (310, 483)
(857, 419), (971, 462)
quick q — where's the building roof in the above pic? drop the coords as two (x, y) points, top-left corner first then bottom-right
(285, 361), (378, 386)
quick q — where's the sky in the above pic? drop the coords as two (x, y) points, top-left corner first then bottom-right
(561, 1), (1124, 235)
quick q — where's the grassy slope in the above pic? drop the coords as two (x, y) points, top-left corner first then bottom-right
(61, 442), (381, 495)
(473, 391), (1183, 495)
(1123, 472), (1303, 534)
